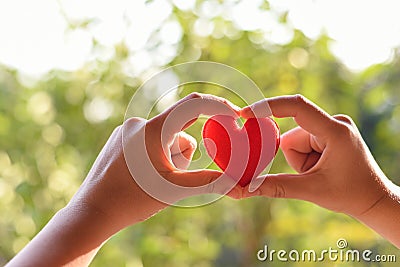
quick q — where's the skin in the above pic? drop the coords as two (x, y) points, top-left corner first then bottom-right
(6, 93), (400, 266)
(240, 94), (400, 248)
(6, 93), (242, 267)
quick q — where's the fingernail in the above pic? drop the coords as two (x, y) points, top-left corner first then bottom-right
(248, 175), (266, 192)
(243, 188), (261, 198)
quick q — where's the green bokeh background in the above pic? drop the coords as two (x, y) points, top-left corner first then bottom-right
(1, 1), (399, 266)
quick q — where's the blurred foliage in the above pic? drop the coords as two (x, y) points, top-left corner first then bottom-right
(1, 0), (400, 266)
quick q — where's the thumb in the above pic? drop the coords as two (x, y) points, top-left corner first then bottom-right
(169, 169), (241, 198)
(243, 172), (322, 202)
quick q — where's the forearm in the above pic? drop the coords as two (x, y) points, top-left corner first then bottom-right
(354, 187), (400, 248)
(6, 204), (117, 267)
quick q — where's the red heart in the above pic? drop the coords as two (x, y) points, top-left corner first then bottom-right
(202, 115), (280, 186)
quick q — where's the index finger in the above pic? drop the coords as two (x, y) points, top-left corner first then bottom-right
(152, 92), (240, 144)
(241, 94), (335, 138)
(160, 92), (240, 122)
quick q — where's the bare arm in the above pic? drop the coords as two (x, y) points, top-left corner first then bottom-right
(6, 93), (242, 266)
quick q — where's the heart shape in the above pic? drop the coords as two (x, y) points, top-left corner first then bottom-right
(202, 115), (280, 186)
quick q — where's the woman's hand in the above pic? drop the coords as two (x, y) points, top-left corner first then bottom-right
(71, 92), (242, 229)
(241, 94), (400, 247)
(7, 93), (242, 267)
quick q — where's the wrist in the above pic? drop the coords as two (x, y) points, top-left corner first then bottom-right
(353, 192), (400, 248)
(61, 200), (122, 242)
(46, 204), (117, 261)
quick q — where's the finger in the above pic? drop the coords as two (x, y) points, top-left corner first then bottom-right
(148, 93), (240, 152)
(243, 173), (321, 202)
(153, 92), (240, 128)
(170, 132), (197, 170)
(242, 95), (336, 138)
(333, 114), (356, 127)
(145, 93), (239, 170)
(151, 93), (241, 168)
(240, 98), (273, 118)
(280, 127), (323, 173)
(169, 169), (242, 197)
(168, 94), (240, 133)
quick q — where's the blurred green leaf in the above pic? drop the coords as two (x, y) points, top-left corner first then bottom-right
(1, 0), (400, 266)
